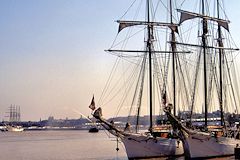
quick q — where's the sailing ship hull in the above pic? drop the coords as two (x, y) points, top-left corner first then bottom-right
(165, 106), (240, 159)
(93, 108), (183, 159)
(6, 126), (24, 132)
(122, 133), (183, 159)
(184, 134), (240, 158)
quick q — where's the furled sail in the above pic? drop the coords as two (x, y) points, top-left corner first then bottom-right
(178, 9), (230, 31)
(117, 20), (179, 33)
(179, 11), (197, 24)
(118, 21), (139, 33)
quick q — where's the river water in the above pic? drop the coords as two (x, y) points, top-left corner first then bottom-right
(0, 130), (127, 160)
(0, 130), (235, 160)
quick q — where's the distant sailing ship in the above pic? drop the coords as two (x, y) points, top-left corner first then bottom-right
(4, 105), (24, 132)
(5, 125), (24, 132)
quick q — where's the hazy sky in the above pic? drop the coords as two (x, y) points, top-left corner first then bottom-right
(0, 0), (240, 121)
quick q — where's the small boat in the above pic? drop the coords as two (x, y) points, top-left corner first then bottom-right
(0, 126), (7, 132)
(88, 127), (99, 133)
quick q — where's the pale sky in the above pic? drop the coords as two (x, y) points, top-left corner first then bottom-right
(0, 0), (240, 121)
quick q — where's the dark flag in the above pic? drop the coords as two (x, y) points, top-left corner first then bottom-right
(89, 96), (96, 111)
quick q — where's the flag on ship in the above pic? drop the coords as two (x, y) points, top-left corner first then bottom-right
(89, 95), (96, 110)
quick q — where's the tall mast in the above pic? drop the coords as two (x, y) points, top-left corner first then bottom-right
(201, 0), (208, 128)
(170, 0), (176, 116)
(147, 0), (153, 132)
(217, 0), (224, 126)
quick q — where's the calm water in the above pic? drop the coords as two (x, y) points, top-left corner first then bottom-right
(0, 130), (235, 160)
(0, 130), (128, 160)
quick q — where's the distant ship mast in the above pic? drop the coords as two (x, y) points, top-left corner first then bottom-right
(7, 104), (21, 122)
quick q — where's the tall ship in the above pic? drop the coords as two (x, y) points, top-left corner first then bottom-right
(90, 0), (240, 159)
(163, 0), (240, 159)
(4, 105), (24, 132)
(90, 0), (185, 159)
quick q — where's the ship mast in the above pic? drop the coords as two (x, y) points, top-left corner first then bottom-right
(201, 0), (208, 128)
(147, 0), (153, 132)
(177, 0), (234, 129)
(217, 0), (224, 126)
(110, 0), (182, 131)
(170, 0), (176, 116)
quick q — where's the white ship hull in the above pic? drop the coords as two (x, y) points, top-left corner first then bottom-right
(93, 108), (183, 159)
(184, 134), (240, 159)
(6, 126), (24, 132)
(121, 133), (183, 159)
(164, 107), (240, 159)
